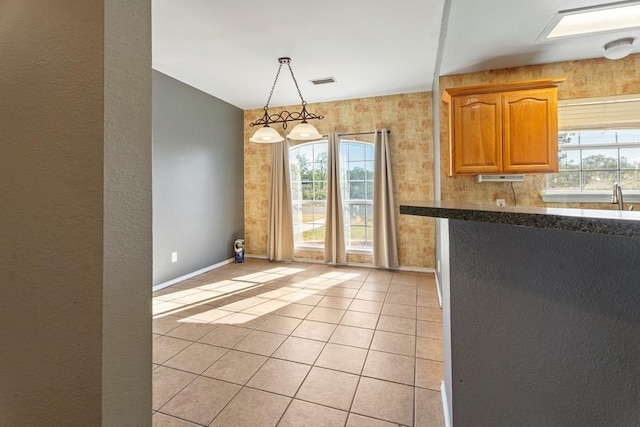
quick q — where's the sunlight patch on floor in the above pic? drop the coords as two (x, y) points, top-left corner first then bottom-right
(153, 267), (364, 326)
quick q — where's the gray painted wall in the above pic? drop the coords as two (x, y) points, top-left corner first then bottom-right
(449, 220), (640, 426)
(153, 71), (244, 286)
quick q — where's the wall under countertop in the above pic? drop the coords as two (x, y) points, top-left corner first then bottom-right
(448, 219), (640, 426)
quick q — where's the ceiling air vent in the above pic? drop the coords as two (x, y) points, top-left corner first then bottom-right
(310, 77), (337, 85)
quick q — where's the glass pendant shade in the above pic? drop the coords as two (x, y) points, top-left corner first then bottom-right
(249, 126), (284, 143)
(287, 122), (323, 141)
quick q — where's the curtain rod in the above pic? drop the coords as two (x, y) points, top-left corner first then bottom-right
(320, 130), (391, 137)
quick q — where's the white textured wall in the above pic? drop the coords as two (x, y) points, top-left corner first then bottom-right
(103, 1), (152, 425)
(0, 2), (104, 424)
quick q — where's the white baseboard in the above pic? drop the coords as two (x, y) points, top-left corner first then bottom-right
(152, 257), (235, 292)
(292, 256), (325, 264)
(441, 380), (452, 427)
(395, 265), (436, 274)
(153, 255), (437, 292)
(292, 256), (437, 274)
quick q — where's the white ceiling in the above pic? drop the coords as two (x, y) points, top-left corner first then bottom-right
(152, 0), (640, 110)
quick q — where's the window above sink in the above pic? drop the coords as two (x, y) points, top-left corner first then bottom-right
(544, 94), (640, 203)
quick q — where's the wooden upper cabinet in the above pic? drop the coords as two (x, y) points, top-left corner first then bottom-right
(452, 93), (502, 174)
(443, 78), (565, 176)
(502, 88), (558, 173)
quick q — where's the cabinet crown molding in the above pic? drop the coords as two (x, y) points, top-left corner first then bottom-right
(442, 77), (567, 103)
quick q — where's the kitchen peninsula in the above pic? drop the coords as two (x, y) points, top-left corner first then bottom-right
(401, 201), (640, 427)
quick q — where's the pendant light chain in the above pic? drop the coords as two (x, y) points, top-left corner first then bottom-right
(263, 60), (284, 110)
(262, 57), (306, 109)
(285, 61), (307, 105)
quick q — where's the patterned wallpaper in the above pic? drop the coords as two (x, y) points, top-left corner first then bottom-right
(243, 54), (640, 269)
(439, 54), (640, 209)
(243, 92), (436, 268)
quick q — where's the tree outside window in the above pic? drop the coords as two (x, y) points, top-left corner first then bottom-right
(290, 140), (374, 249)
(290, 143), (327, 245)
(548, 130), (640, 191)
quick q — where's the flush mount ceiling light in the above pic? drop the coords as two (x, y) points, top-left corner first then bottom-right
(539, 1), (640, 40)
(604, 37), (635, 59)
(249, 57), (324, 143)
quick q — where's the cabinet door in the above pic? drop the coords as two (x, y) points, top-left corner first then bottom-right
(502, 88), (558, 173)
(451, 93), (502, 174)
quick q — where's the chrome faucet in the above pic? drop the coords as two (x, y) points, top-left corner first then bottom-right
(612, 182), (624, 210)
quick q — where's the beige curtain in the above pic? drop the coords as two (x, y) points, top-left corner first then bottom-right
(267, 140), (294, 261)
(324, 133), (346, 264)
(373, 129), (398, 268)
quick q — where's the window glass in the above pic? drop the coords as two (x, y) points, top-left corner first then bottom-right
(582, 171), (617, 190)
(558, 150), (580, 170)
(620, 148), (640, 169)
(580, 149), (618, 170)
(617, 130), (640, 143)
(290, 142), (328, 247)
(621, 170), (640, 189)
(341, 140), (374, 249)
(348, 143), (366, 162)
(291, 139), (374, 249)
(548, 171), (580, 191)
(576, 130), (615, 145)
(548, 129), (640, 192)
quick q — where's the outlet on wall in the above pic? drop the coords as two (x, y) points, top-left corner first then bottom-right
(496, 199), (506, 207)
(171, 252), (178, 263)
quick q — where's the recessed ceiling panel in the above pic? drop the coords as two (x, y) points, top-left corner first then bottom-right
(541, 1), (640, 39)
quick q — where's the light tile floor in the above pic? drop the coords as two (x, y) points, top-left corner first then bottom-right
(153, 259), (444, 427)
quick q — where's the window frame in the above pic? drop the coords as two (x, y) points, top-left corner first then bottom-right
(544, 131), (640, 203)
(543, 95), (640, 203)
(289, 139), (375, 252)
(290, 141), (328, 249)
(340, 139), (375, 251)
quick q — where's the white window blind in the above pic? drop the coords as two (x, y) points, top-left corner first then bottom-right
(558, 94), (640, 130)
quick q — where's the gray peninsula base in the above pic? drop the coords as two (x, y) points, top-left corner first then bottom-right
(447, 219), (640, 426)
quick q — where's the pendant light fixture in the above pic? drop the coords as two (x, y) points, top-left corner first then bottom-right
(249, 57), (324, 143)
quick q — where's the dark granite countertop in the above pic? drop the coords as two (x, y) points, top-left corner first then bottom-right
(400, 201), (640, 238)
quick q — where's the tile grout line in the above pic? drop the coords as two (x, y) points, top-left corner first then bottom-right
(200, 268), (312, 425)
(274, 271), (372, 427)
(154, 409), (208, 426)
(215, 278), (336, 426)
(153, 262), (442, 426)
